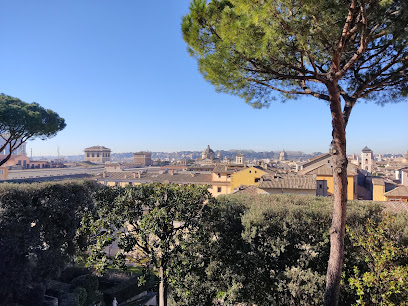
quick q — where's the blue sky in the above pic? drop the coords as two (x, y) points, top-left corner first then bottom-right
(0, 1), (406, 156)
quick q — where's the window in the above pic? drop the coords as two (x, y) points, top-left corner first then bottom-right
(249, 170), (252, 173)
(217, 173), (221, 178)
(128, 182), (133, 186)
(319, 184), (323, 189)
(97, 153), (100, 157)
(92, 153), (95, 157)
(217, 187), (222, 192)
(254, 178), (260, 183)
(227, 174), (231, 178)
(0, 170), (3, 174)
(87, 153), (90, 157)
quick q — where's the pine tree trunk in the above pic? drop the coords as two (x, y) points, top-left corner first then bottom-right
(324, 82), (348, 306)
(159, 266), (168, 306)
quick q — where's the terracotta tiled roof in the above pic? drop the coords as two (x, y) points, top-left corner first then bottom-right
(84, 146), (111, 152)
(258, 174), (316, 190)
(302, 153), (331, 168)
(212, 165), (245, 174)
(97, 171), (214, 185)
(299, 163), (357, 176)
(384, 186), (408, 197)
(233, 185), (268, 195)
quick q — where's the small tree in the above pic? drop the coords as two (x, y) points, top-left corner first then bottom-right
(81, 183), (213, 306)
(347, 215), (408, 305)
(0, 93), (66, 166)
(182, 1), (408, 304)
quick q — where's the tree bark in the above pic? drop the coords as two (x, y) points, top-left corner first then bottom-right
(324, 81), (348, 306)
(159, 266), (168, 306)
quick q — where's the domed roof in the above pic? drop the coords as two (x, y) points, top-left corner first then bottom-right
(203, 145), (214, 154)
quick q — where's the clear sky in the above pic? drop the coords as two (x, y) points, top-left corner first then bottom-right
(0, 1), (407, 156)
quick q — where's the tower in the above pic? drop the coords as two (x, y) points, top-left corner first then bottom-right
(279, 149), (288, 161)
(361, 146), (373, 173)
(236, 153), (244, 164)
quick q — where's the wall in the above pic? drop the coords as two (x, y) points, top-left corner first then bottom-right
(316, 175), (356, 200)
(385, 196), (408, 202)
(0, 167), (8, 180)
(211, 172), (231, 182)
(230, 167), (268, 191)
(373, 184), (386, 201)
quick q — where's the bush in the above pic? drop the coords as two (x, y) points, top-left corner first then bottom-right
(59, 291), (80, 306)
(347, 215), (408, 305)
(0, 180), (99, 300)
(70, 274), (99, 299)
(73, 287), (87, 306)
(60, 267), (90, 283)
(169, 194), (407, 305)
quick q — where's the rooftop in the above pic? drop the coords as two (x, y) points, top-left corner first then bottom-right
(258, 174), (316, 190)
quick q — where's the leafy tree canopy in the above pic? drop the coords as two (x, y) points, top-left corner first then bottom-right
(0, 93), (66, 165)
(183, 2), (408, 303)
(81, 183), (213, 306)
(183, 0), (408, 109)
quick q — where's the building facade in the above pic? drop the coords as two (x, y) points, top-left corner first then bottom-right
(0, 133), (27, 155)
(236, 153), (244, 165)
(84, 146), (111, 164)
(133, 151), (152, 166)
(361, 146), (374, 173)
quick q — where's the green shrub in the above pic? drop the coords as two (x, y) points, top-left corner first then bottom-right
(59, 291), (80, 306)
(60, 267), (90, 283)
(0, 180), (99, 300)
(169, 194), (407, 305)
(73, 287), (87, 306)
(70, 274), (98, 299)
(347, 215), (408, 305)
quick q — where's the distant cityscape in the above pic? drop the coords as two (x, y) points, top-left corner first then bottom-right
(1, 143), (407, 202)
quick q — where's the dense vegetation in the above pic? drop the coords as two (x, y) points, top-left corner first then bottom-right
(0, 181), (97, 305)
(1, 182), (407, 305)
(168, 194), (408, 305)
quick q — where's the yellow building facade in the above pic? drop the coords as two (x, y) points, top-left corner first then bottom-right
(372, 178), (387, 201)
(230, 166), (269, 191)
(315, 174), (357, 201)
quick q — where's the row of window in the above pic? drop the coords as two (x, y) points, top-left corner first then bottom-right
(86, 152), (110, 158)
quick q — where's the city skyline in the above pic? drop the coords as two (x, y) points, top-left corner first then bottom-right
(1, 1), (407, 156)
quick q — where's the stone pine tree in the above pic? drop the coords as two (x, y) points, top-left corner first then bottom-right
(182, 0), (408, 304)
(0, 93), (66, 166)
